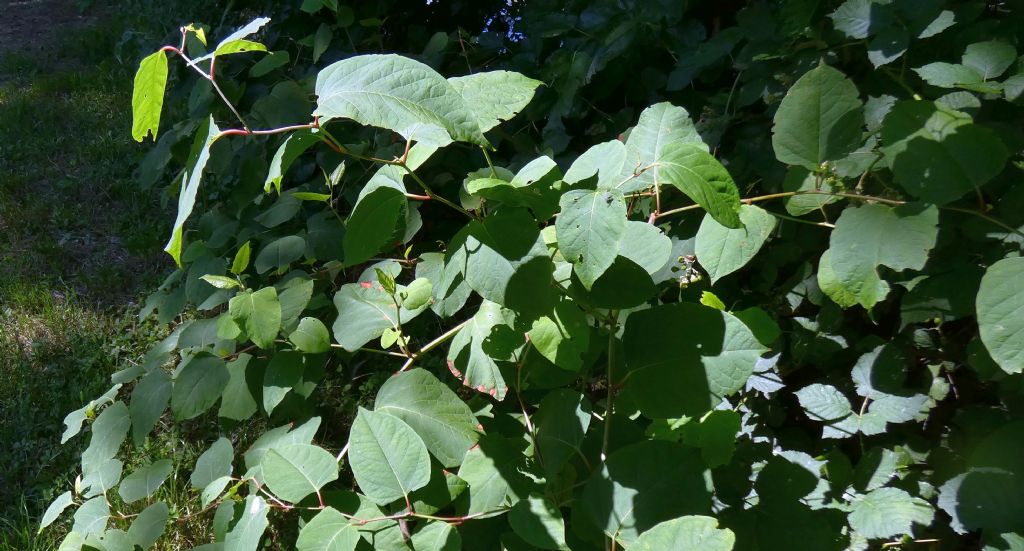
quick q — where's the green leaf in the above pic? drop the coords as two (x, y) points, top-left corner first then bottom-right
(224, 496), (269, 551)
(584, 441), (711, 547)
(82, 401), (130, 474)
(782, 166), (839, 215)
(315, 54), (487, 146)
(456, 436), (525, 515)
(172, 353), (229, 420)
(555, 189), (627, 289)
(192, 437), (233, 490)
(130, 369), (170, 446)
(265, 130), (323, 194)
(71, 497), (109, 537)
(243, 418), (322, 482)
(250, 50), (290, 78)
(212, 17), (270, 57)
(399, 278), (432, 310)
(849, 487), (934, 539)
(313, 24), (332, 63)
(231, 241), (251, 275)
(62, 385), (121, 444)
(617, 221), (672, 275)
(410, 521), (461, 551)
(633, 516), (735, 551)
(533, 389), (590, 479)
(447, 301), (518, 400)
(448, 70), (543, 132)
(255, 235), (306, 274)
(963, 41), (1017, 80)
(343, 186), (407, 267)
(127, 501), (169, 549)
(623, 102), (707, 191)
(563, 140), (628, 189)
(795, 383), (861, 439)
(681, 410), (741, 468)
(262, 444), (339, 503)
(165, 117), (220, 267)
(263, 350), (305, 415)
(220, 354), (258, 421)
(913, 62), (983, 88)
(229, 287), (282, 349)
(695, 204), (776, 283)
(977, 257), (1024, 374)
(331, 282), (426, 351)
(118, 459), (173, 503)
(81, 457), (122, 498)
(39, 491), (74, 533)
(622, 303), (765, 419)
(374, 368), (479, 468)
(295, 507), (359, 551)
(131, 50), (168, 142)
(829, 0), (882, 39)
(880, 101), (1007, 204)
(348, 408), (431, 504)
(528, 299), (590, 371)
(654, 143), (742, 228)
(200, 275), (240, 289)
(818, 203), (938, 309)
(289, 317), (330, 354)
(771, 63), (864, 169)
(509, 495), (566, 550)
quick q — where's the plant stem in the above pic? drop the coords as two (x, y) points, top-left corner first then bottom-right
(601, 312), (617, 463)
(160, 45), (251, 131)
(481, 146), (498, 178)
(403, 166), (476, 219)
(397, 318), (471, 373)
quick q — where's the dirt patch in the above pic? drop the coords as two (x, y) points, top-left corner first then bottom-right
(0, 0), (97, 56)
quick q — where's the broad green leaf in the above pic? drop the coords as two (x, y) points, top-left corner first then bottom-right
(350, 496), (410, 550)
(331, 282), (427, 351)
(220, 354), (258, 421)
(289, 317), (330, 354)
(315, 54), (487, 146)
(633, 516), (735, 551)
(200, 275), (240, 289)
(509, 495), (566, 550)
(118, 459), (173, 503)
(82, 401), (130, 474)
(312, 24), (332, 63)
(447, 301), (518, 400)
(374, 368), (479, 468)
(782, 166), (839, 215)
(848, 487), (934, 539)
(192, 437), (233, 490)
(263, 350), (305, 415)
(914, 62), (983, 88)
(654, 143), (742, 228)
(343, 186), (407, 267)
(563, 140), (628, 189)
(695, 204), (776, 283)
(262, 444), (339, 503)
(39, 491), (74, 533)
(279, 277), (315, 332)
(448, 70), (543, 132)
(533, 389), (590, 479)
(71, 497), (109, 537)
(172, 353), (229, 420)
(771, 63), (864, 169)
(243, 417), (322, 482)
(555, 189), (627, 289)
(680, 410), (741, 468)
(528, 299), (590, 371)
(131, 50), (168, 142)
(81, 458), (122, 498)
(456, 436), (525, 515)
(583, 440), (711, 546)
(880, 101), (1007, 204)
(255, 235), (306, 274)
(62, 385), (121, 444)
(229, 287), (282, 349)
(130, 369), (170, 446)
(977, 257), (1024, 374)
(165, 117), (219, 266)
(963, 41), (1017, 80)
(231, 241), (251, 275)
(795, 383), (875, 438)
(250, 50), (290, 77)
(623, 102), (707, 191)
(829, 0), (883, 39)
(410, 521), (460, 551)
(622, 303), (765, 419)
(348, 408), (431, 504)
(295, 507), (359, 551)
(212, 17), (270, 57)
(399, 278), (432, 310)
(127, 501), (169, 549)
(417, 252), (471, 319)
(617, 221), (672, 275)
(223, 496), (269, 551)
(818, 203), (938, 309)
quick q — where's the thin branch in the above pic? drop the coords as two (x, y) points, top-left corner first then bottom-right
(160, 45), (251, 131)
(403, 165), (476, 219)
(397, 319), (471, 373)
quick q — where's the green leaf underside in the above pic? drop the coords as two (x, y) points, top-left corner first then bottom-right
(348, 408), (431, 504)
(654, 143), (742, 228)
(131, 50), (169, 142)
(695, 204), (776, 283)
(977, 257), (1024, 374)
(556, 189), (627, 289)
(262, 444), (339, 503)
(164, 117), (220, 266)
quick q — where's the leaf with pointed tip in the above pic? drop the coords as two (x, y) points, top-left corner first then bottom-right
(331, 282), (427, 351)
(262, 444), (339, 503)
(410, 521), (461, 551)
(255, 236), (306, 274)
(623, 102), (707, 192)
(977, 257), (1024, 374)
(128, 501), (169, 549)
(262, 351), (305, 415)
(82, 401), (130, 474)
(654, 143), (742, 228)
(224, 496), (269, 551)
(348, 408), (431, 504)
(119, 459), (173, 503)
(39, 492), (74, 533)
(849, 487), (934, 539)
(290, 317), (330, 354)
(71, 497), (109, 537)
(771, 63), (864, 170)
(295, 507), (359, 551)
(374, 368), (479, 468)
(229, 287), (282, 349)
(447, 301), (518, 400)
(212, 17), (271, 57)
(130, 369), (170, 446)
(131, 50), (168, 142)
(529, 299), (590, 372)
(172, 353), (229, 421)
(165, 117), (219, 267)
(448, 70), (542, 132)
(633, 516), (735, 551)
(555, 189), (627, 289)
(695, 204), (776, 283)
(220, 354), (258, 421)
(564, 140), (628, 189)
(192, 437), (234, 490)
(315, 54), (486, 146)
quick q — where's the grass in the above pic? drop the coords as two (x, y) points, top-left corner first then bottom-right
(0, 1), (217, 547)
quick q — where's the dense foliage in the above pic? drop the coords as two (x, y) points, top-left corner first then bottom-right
(40, 1), (1024, 549)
